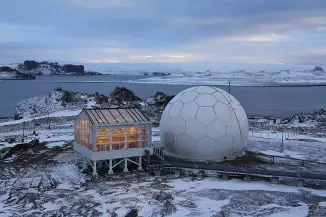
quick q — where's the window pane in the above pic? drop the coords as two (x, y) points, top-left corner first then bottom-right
(85, 110), (98, 124)
(100, 110), (118, 123)
(96, 127), (109, 151)
(128, 126), (140, 148)
(112, 128), (126, 150)
(110, 110), (126, 123)
(90, 110), (103, 124)
(118, 109), (135, 122)
(134, 108), (148, 121)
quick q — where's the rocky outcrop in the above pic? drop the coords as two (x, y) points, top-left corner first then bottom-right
(62, 64), (84, 75)
(22, 60), (39, 71)
(124, 209), (138, 217)
(12, 60), (101, 76)
(15, 89), (96, 118)
(312, 66), (324, 72)
(0, 66), (16, 73)
(14, 87), (174, 123)
(153, 191), (173, 201)
(1, 139), (46, 159)
(153, 92), (174, 107)
(110, 87), (141, 103)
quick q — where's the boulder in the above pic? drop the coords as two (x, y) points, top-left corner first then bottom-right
(312, 66), (324, 72)
(1, 139), (42, 159)
(152, 72), (171, 76)
(153, 191), (173, 201)
(154, 92), (174, 107)
(110, 87), (141, 102)
(124, 209), (138, 217)
(7, 138), (15, 144)
(162, 200), (177, 216)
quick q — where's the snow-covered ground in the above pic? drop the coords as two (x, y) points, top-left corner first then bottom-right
(1, 157), (326, 216)
(1, 106), (326, 216)
(0, 109), (81, 127)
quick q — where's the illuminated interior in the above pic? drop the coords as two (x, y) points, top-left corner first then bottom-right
(74, 108), (151, 152)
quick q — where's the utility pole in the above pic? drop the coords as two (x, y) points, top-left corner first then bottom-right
(33, 117), (36, 135)
(22, 122), (25, 142)
(48, 112), (51, 129)
(228, 81), (231, 93)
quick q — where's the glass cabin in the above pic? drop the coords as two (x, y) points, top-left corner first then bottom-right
(73, 108), (153, 161)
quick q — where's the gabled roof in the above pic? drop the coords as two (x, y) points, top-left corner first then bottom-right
(83, 108), (150, 125)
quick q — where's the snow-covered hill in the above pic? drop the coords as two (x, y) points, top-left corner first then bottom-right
(15, 89), (97, 118)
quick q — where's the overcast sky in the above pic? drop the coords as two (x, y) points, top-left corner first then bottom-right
(1, 0), (326, 66)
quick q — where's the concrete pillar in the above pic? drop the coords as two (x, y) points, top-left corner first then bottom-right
(138, 156), (143, 171)
(198, 170), (205, 178)
(244, 176), (251, 182)
(222, 174), (229, 180)
(123, 158), (129, 173)
(83, 157), (88, 170)
(92, 160), (98, 176)
(297, 180), (304, 187)
(75, 152), (78, 164)
(271, 177), (279, 184)
(108, 159), (114, 175)
(155, 169), (161, 176)
(175, 170), (181, 176)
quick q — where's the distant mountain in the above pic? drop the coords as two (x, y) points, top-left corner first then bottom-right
(312, 66), (324, 72)
(0, 60), (102, 79)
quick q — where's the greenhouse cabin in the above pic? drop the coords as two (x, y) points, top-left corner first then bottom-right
(73, 108), (153, 175)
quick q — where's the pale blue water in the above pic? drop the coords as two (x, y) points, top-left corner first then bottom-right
(1, 75), (326, 118)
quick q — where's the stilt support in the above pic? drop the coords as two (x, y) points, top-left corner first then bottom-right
(271, 177), (279, 184)
(123, 158), (129, 173)
(222, 174), (229, 180)
(92, 160), (98, 176)
(155, 169), (161, 176)
(83, 157), (88, 170)
(138, 156), (143, 171)
(297, 180), (304, 187)
(108, 159), (114, 175)
(244, 176), (251, 182)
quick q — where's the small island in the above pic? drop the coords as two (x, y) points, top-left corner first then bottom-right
(0, 60), (103, 80)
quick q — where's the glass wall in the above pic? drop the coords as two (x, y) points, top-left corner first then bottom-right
(94, 124), (151, 152)
(96, 127), (110, 151)
(112, 128), (126, 150)
(74, 111), (93, 150)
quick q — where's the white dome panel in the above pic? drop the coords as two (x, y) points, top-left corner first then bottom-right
(181, 91), (199, 104)
(160, 86), (249, 162)
(180, 101), (199, 121)
(195, 94), (216, 107)
(213, 102), (232, 123)
(169, 100), (183, 118)
(186, 119), (206, 140)
(206, 119), (227, 140)
(195, 86), (217, 94)
(197, 107), (216, 125)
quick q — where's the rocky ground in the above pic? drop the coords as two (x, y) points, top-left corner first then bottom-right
(1, 87), (326, 216)
(2, 146), (326, 217)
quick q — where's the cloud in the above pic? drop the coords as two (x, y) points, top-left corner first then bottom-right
(0, 0), (325, 65)
(57, 0), (136, 9)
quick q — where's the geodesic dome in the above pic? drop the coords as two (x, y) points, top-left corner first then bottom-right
(159, 86), (249, 161)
